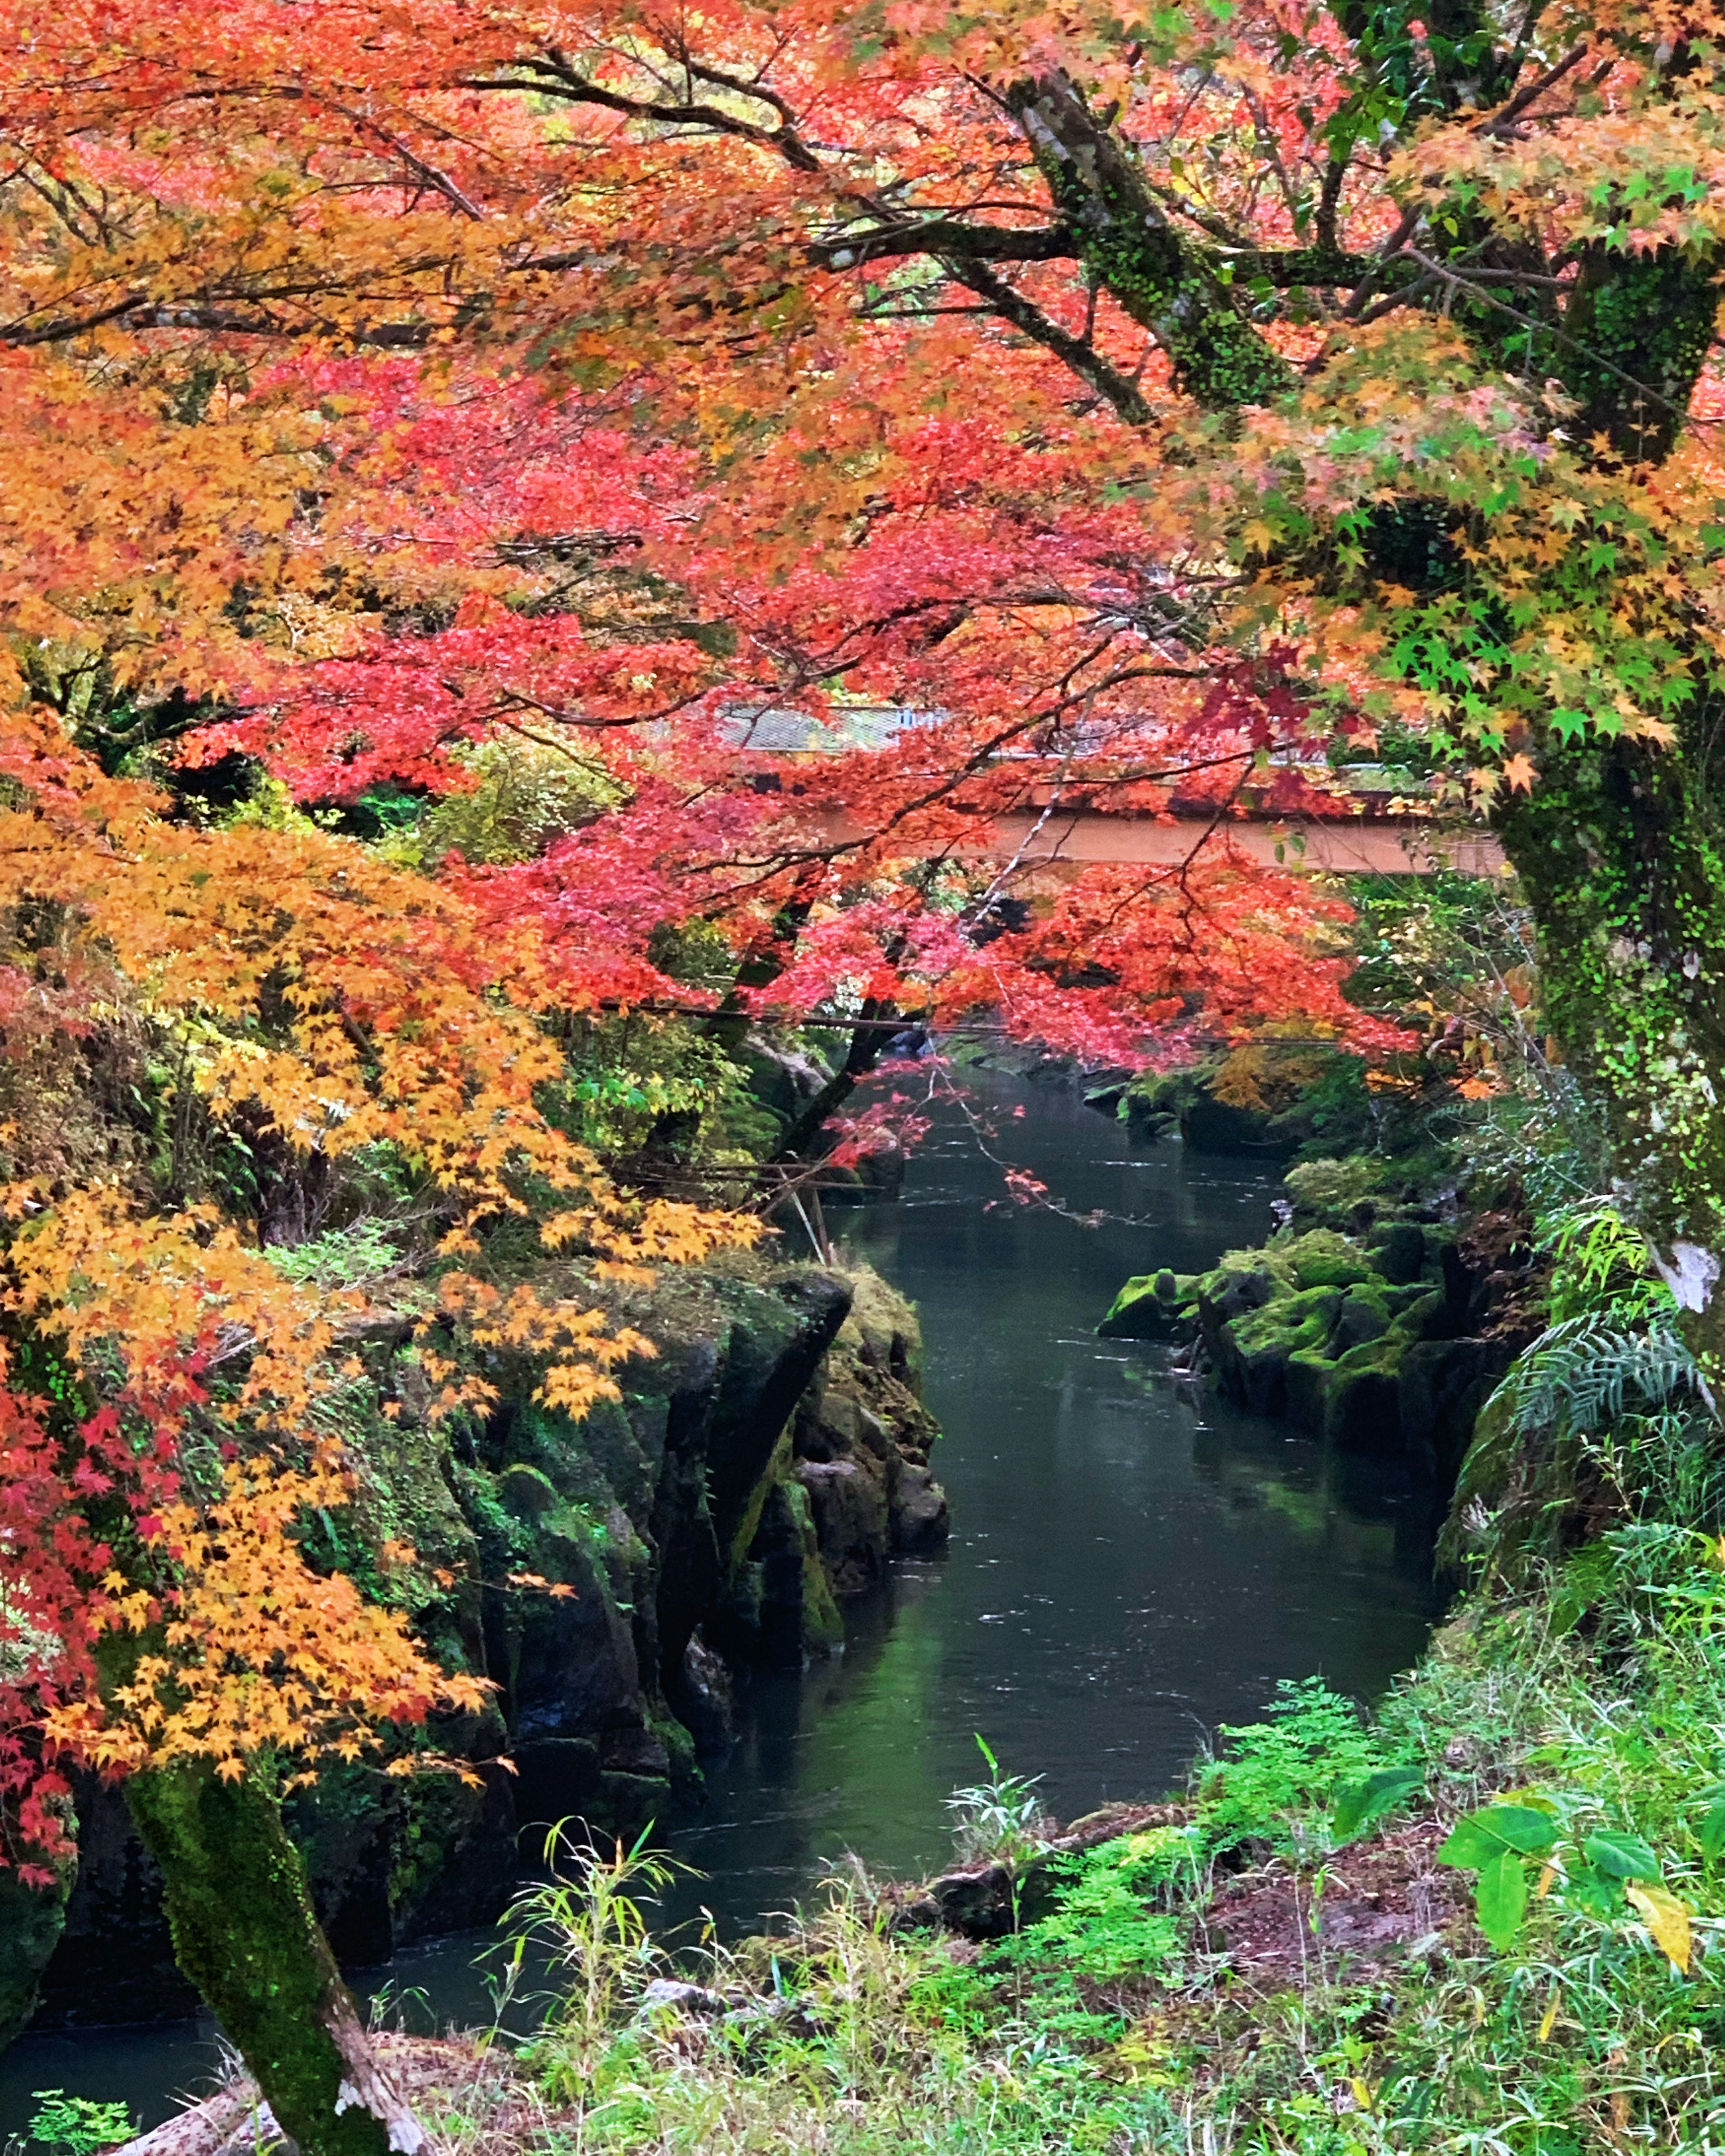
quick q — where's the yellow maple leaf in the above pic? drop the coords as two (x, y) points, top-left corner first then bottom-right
(1626, 1882), (1691, 1973)
(1501, 754), (1538, 793)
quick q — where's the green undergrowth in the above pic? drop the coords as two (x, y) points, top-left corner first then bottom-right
(413, 1538), (1725, 2155)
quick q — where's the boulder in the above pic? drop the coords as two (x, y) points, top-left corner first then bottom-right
(1181, 1091), (1307, 1157)
(1324, 1337), (1406, 1452)
(670, 1632), (736, 1753)
(893, 1463), (951, 1552)
(1370, 1220), (1429, 1286)
(1128, 1211), (1495, 1483)
(0, 1860), (75, 2047)
(1331, 1286), (1393, 1352)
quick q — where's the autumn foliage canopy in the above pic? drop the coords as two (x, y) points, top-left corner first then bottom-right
(2, 0), (1722, 1877)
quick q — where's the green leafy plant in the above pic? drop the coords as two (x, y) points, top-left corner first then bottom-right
(944, 1736), (1048, 1869)
(1199, 1678), (1403, 1850)
(1330, 1763), (1426, 1844)
(262, 1218), (402, 1288)
(26, 2093), (136, 2156)
(1437, 1797), (1690, 1967)
(1004, 1827), (1198, 1979)
(497, 1821), (693, 2098)
(1492, 1318), (1701, 1445)
(1539, 1200), (1676, 1326)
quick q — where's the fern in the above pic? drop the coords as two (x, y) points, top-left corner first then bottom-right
(1454, 1316), (1720, 1573)
(1494, 1317), (1702, 1441)
(1538, 1199), (1677, 1325)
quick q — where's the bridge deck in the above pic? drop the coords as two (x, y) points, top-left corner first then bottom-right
(819, 808), (1504, 877)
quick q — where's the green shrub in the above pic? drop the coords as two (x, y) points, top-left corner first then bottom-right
(26, 2094), (135, 2156)
(263, 1218), (401, 1287)
(1197, 1677), (1405, 1849)
(1005, 1828), (1198, 1979)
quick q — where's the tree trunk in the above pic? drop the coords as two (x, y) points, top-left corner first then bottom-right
(1494, 725), (1725, 1361)
(774, 997), (903, 1162)
(125, 1763), (429, 2156)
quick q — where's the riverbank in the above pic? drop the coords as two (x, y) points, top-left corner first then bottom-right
(118, 1545), (1725, 2156)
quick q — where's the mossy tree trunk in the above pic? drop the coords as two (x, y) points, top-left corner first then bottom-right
(1478, 234), (1725, 1362)
(125, 1762), (428, 2156)
(1495, 726), (1725, 1359)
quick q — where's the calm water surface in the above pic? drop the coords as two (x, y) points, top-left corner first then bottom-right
(0, 1069), (1446, 2134)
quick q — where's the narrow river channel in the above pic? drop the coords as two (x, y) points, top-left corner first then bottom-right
(0, 1068), (1447, 2135)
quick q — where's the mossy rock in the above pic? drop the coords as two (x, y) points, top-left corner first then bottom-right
(1209, 1228), (1374, 1295)
(513, 1737), (603, 1827)
(1181, 1091), (1303, 1157)
(1285, 1347), (1333, 1435)
(783, 1477), (846, 1655)
(598, 1772), (669, 1833)
(1120, 1065), (1212, 1144)
(1390, 1285), (1446, 1334)
(1282, 1155), (1394, 1223)
(1233, 1285), (1344, 1358)
(1370, 1219), (1430, 1286)
(1208, 1286), (1343, 1414)
(1330, 1285), (1393, 1352)
(496, 1462), (561, 1520)
(1097, 1268), (1198, 1340)
(1285, 1238), (1376, 1292)
(1324, 1337), (1406, 1452)
(1402, 1338), (1502, 1484)
(0, 1866), (70, 2050)
(838, 1263), (925, 1391)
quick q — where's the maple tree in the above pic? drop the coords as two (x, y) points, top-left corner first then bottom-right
(2, 0), (1725, 2142)
(0, 723), (750, 2150)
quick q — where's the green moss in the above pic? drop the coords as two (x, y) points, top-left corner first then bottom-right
(1213, 1228), (1374, 1293)
(1285, 1345), (1333, 1433)
(0, 1864), (70, 2051)
(1231, 1285), (1345, 1358)
(496, 1462), (561, 1520)
(1324, 1335), (1407, 1450)
(127, 1765), (396, 2156)
(1096, 1270), (1198, 1340)
(783, 1478), (845, 1655)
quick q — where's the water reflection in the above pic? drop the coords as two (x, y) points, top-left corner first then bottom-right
(654, 1066), (1446, 1921)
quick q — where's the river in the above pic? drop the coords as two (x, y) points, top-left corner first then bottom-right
(0, 1069), (1446, 2135)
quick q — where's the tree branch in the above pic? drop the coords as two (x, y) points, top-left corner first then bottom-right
(815, 219), (1077, 269)
(1004, 71), (1292, 408)
(938, 254), (1154, 423)
(462, 54), (823, 172)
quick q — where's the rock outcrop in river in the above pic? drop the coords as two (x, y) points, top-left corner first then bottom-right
(1100, 1154), (1544, 1480)
(2, 1259), (946, 2043)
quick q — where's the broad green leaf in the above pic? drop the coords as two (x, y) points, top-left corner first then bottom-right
(1474, 1849), (1528, 1951)
(1439, 1816), (1502, 1868)
(1480, 1805), (1561, 1853)
(1698, 1798), (1725, 1861)
(1583, 1831), (1659, 1881)
(1439, 1805), (1559, 1870)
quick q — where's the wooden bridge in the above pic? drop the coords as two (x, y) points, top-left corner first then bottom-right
(734, 710), (1506, 879)
(905, 806), (1502, 878)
